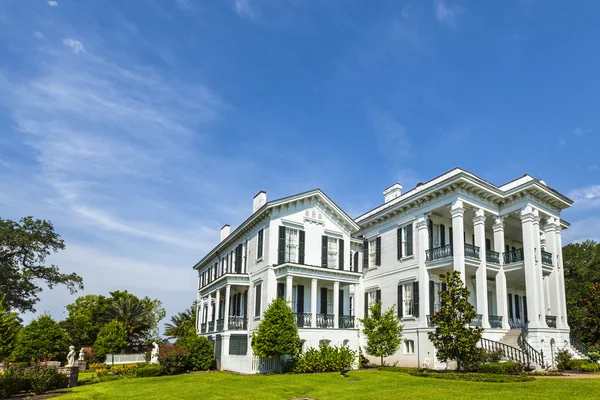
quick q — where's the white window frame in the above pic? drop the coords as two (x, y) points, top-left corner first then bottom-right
(369, 238), (377, 267)
(402, 283), (414, 318)
(404, 339), (415, 354)
(432, 224), (441, 248)
(256, 228), (264, 261)
(327, 237), (339, 268)
(285, 228), (299, 263)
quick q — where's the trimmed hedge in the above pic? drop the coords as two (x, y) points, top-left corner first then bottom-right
(136, 364), (164, 378)
(478, 362), (524, 374)
(286, 343), (356, 374)
(408, 370), (535, 383)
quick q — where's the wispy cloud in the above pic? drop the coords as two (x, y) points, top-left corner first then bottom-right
(48, 1), (59, 7)
(434, 0), (463, 28)
(63, 38), (85, 54)
(573, 127), (594, 137)
(234, 0), (255, 19)
(568, 185), (600, 210)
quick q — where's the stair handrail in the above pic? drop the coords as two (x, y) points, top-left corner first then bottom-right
(569, 333), (589, 356)
(518, 324), (545, 369)
(480, 337), (530, 366)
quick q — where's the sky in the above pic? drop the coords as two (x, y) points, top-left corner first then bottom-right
(0, 0), (599, 327)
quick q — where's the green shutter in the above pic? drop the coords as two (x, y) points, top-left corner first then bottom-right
(298, 230), (305, 264)
(278, 226), (286, 264)
(375, 237), (381, 266)
(397, 228), (403, 260)
(397, 285), (403, 318)
(363, 240), (369, 269)
(406, 223), (413, 256)
(413, 281), (419, 317)
(338, 239), (344, 270)
(321, 236), (328, 267)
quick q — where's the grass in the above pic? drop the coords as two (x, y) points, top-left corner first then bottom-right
(56, 370), (600, 400)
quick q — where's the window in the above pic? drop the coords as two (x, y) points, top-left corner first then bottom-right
(364, 289), (381, 318)
(403, 284), (413, 316)
(257, 229), (264, 260)
(229, 334), (248, 355)
(285, 228), (299, 263)
(404, 340), (415, 354)
(343, 339), (350, 347)
(398, 281), (419, 318)
(319, 339), (331, 347)
(432, 224), (441, 248)
(397, 223), (414, 259)
(327, 237), (338, 268)
(369, 238), (377, 267)
(254, 283), (262, 317)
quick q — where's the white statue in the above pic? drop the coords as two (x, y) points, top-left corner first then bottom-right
(78, 348), (85, 361)
(150, 342), (159, 364)
(67, 346), (76, 367)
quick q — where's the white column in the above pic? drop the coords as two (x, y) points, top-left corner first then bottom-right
(416, 214), (430, 328)
(544, 218), (559, 320)
(311, 278), (318, 328)
(521, 206), (542, 328)
(286, 275), (293, 304)
(333, 281), (340, 329)
(224, 284), (231, 331)
(451, 200), (466, 282)
(207, 292), (213, 331)
(493, 217), (510, 329)
(197, 298), (203, 333)
(473, 209), (490, 328)
(532, 210), (547, 327)
(215, 289), (221, 325)
(555, 227), (569, 329)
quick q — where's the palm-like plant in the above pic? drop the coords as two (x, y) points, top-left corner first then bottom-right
(104, 297), (154, 344)
(164, 303), (196, 339)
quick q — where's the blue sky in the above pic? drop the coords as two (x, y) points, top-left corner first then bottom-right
(1, 0), (599, 325)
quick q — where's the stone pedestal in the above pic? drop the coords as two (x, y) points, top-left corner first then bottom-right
(75, 360), (87, 371)
(58, 366), (79, 388)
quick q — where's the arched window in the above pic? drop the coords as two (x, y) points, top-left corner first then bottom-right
(343, 339), (350, 348)
(311, 210), (316, 219)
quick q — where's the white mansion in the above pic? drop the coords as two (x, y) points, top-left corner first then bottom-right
(193, 168), (577, 373)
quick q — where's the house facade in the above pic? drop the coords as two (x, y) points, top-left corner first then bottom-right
(193, 168), (575, 373)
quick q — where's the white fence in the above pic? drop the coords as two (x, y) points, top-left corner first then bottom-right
(251, 356), (282, 373)
(105, 354), (147, 365)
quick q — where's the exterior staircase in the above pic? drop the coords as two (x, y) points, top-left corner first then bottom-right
(479, 328), (546, 370)
(498, 329), (521, 349)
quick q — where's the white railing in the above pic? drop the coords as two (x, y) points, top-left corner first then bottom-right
(104, 354), (147, 365)
(251, 355), (281, 373)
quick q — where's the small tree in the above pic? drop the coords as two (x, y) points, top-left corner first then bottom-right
(93, 320), (127, 365)
(12, 314), (70, 362)
(251, 298), (301, 363)
(428, 271), (483, 371)
(176, 334), (214, 371)
(359, 302), (403, 366)
(0, 296), (21, 358)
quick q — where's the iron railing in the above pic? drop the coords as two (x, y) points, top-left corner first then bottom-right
(228, 316), (247, 330)
(426, 315), (437, 328)
(200, 322), (206, 332)
(503, 248), (524, 264)
(545, 315), (557, 328)
(470, 314), (483, 327)
(570, 333), (589, 356)
(518, 324), (545, 369)
(541, 250), (553, 266)
(316, 313), (334, 328)
(426, 244), (453, 261)
(486, 250), (500, 264)
(480, 338), (531, 366)
(509, 318), (526, 329)
(216, 318), (224, 331)
(489, 315), (503, 329)
(339, 315), (355, 329)
(208, 321), (215, 332)
(464, 244), (480, 259)
(294, 312), (312, 328)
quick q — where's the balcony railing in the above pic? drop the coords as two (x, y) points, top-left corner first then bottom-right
(200, 322), (206, 332)
(464, 244), (480, 260)
(486, 250), (500, 264)
(316, 313), (334, 328)
(489, 315), (503, 329)
(426, 315), (437, 328)
(509, 317), (526, 329)
(503, 248), (524, 264)
(228, 315), (247, 330)
(470, 314), (483, 327)
(208, 321), (215, 332)
(216, 318), (224, 331)
(426, 244), (453, 261)
(294, 312), (312, 328)
(541, 250), (553, 266)
(339, 315), (355, 329)
(545, 315), (557, 328)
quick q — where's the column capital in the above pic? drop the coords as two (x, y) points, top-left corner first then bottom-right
(450, 200), (465, 217)
(492, 216), (505, 231)
(473, 208), (486, 225)
(520, 205), (539, 223)
(416, 214), (429, 229)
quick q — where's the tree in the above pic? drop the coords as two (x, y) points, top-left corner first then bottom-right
(93, 320), (127, 365)
(0, 216), (84, 313)
(428, 271), (483, 371)
(0, 295), (21, 358)
(251, 298), (301, 360)
(563, 240), (600, 344)
(11, 314), (71, 362)
(576, 283), (600, 346)
(102, 291), (165, 344)
(62, 294), (110, 347)
(359, 301), (403, 366)
(176, 334), (214, 371)
(164, 303), (196, 339)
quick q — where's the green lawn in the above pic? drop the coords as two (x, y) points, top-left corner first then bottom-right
(58, 370), (600, 400)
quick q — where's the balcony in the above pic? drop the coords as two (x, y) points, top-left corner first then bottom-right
(294, 312), (312, 328)
(208, 321), (215, 332)
(488, 315), (503, 329)
(541, 250), (553, 266)
(464, 244), (480, 260)
(503, 248), (524, 264)
(470, 314), (483, 327)
(316, 313), (334, 328)
(216, 318), (224, 331)
(546, 315), (557, 328)
(229, 316), (247, 330)
(200, 322), (206, 332)
(339, 315), (355, 329)
(426, 244), (453, 261)
(486, 250), (500, 264)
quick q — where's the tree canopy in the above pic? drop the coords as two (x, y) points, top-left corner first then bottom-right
(164, 302), (196, 339)
(428, 271), (483, 371)
(62, 294), (111, 347)
(0, 216), (83, 313)
(0, 295), (21, 359)
(359, 301), (403, 366)
(11, 314), (71, 362)
(251, 298), (301, 359)
(93, 320), (128, 364)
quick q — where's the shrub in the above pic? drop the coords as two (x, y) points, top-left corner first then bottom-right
(111, 363), (139, 377)
(11, 314), (70, 363)
(0, 365), (27, 399)
(566, 359), (591, 370)
(588, 345), (600, 363)
(578, 362), (600, 373)
(251, 298), (301, 359)
(176, 335), (214, 371)
(23, 363), (68, 395)
(556, 349), (572, 371)
(291, 343), (356, 374)
(478, 362), (524, 374)
(407, 370), (535, 383)
(484, 348), (504, 363)
(136, 364), (164, 378)
(157, 345), (190, 375)
(88, 362), (105, 372)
